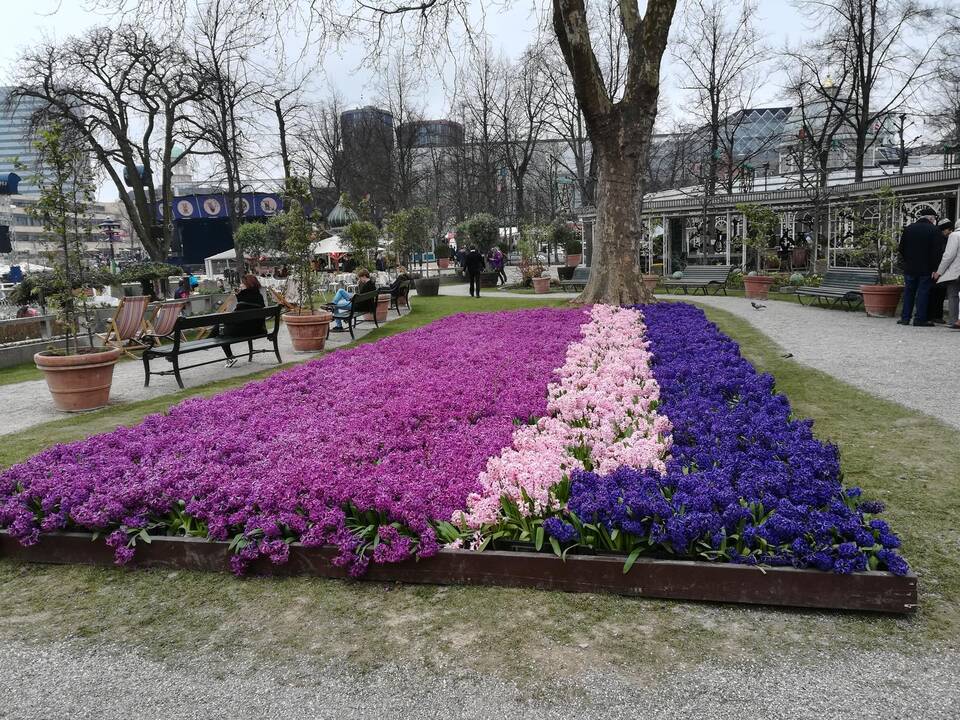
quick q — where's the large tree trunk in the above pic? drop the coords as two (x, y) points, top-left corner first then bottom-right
(578, 130), (654, 305)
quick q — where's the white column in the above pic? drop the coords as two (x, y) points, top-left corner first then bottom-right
(662, 213), (669, 275)
(741, 213), (748, 269)
(725, 210), (732, 264)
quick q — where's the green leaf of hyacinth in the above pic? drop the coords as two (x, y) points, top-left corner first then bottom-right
(623, 547), (643, 574)
(549, 536), (562, 557)
(535, 526), (544, 551)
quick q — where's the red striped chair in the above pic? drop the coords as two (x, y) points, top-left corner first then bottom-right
(142, 299), (188, 344)
(96, 295), (151, 354)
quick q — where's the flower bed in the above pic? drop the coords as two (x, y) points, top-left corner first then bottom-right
(0, 302), (909, 585)
(0, 308), (586, 574)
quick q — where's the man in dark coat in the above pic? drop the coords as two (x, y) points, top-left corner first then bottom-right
(464, 246), (486, 297)
(898, 210), (941, 327)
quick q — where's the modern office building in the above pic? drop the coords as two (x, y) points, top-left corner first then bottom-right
(0, 88), (45, 195)
(399, 119), (465, 148)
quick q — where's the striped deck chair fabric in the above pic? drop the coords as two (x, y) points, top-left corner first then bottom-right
(96, 295), (150, 352)
(144, 300), (188, 342)
(193, 294), (237, 341)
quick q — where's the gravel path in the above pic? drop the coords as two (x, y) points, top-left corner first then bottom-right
(1, 639), (956, 719)
(681, 295), (960, 429)
(2, 313), (399, 437)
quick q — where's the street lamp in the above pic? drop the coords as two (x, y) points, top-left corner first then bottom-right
(98, 218), (121, 265)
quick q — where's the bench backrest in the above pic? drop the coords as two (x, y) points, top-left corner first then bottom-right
(351, 289), (379, 314)
(172, 304), (281, 332)
(677, 264), (736, 282)
(821, 268), (880, 289)
(571, 266), (590, 282)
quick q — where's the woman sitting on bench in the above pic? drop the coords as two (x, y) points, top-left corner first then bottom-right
(223, 274), (266, 337)
(379, 266), (410, 296)
(330, 268), (376, 331)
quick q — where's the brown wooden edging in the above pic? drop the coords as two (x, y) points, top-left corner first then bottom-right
(0, 532), (917, 614)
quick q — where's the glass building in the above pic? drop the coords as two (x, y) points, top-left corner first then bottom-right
(0, 88), (44, 195)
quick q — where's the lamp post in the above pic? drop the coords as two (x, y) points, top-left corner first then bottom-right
(98, 218), (121, 268)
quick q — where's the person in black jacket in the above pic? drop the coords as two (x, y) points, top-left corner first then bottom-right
(898, 211), (941, 327)
(464, 246), (486, 297)
(223, 273), (266, 339)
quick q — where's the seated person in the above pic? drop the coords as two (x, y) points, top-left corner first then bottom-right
(379, 266), (411, 296)
(329, 267), (376, 330)
(222, 274), (266, 337)
(174, 277), (191, 299)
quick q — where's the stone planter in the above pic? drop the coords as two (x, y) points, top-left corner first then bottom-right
(532, 276), (551, 294)
(34, 346), (122, 412)
(479, 271), (500, 288)
(281, 310), (333, 352)
(566, 254), (582, 267)
(860, 284), (904, 318)
(642, 274), (659, 293)
(415, 277), (440, 296)
(743, 275), (776, 300)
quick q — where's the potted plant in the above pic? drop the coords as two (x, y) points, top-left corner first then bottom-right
(641, 273), (659, 293)
(518, 228), (547, 288)
(436, 243), (451, 269)
(736, 203), (779, 300)
(532, 272), (551, 294)
(565, 238), (583, 267)
(31, 122), (122, 411)
(276, 180), (333, 351)
(850, 186), (904, 317)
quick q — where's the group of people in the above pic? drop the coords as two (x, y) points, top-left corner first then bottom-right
(899, 210), (960, 328)
(454, 245), (508, 297)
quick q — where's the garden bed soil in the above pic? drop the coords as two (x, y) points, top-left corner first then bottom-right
(0, 532), (917, 614)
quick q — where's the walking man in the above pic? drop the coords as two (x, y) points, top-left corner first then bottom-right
(464, 246), (485, 297)
(898, 209), (941, 327)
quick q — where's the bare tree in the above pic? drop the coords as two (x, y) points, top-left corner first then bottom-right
(496, 45), (552, 229)
(379, 52), (428, 211)
(12, 26), (202, 261)
(457, 42), (502, 218)
(802, 0), (939, 181)
(290, 92), (348, 200)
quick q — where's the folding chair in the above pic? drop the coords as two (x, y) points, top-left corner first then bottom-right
(96, 295), (151, 355)
(141, 299), (188, 344)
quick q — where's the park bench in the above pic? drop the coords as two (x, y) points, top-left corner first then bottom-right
(324, 289), (379, 339)
(662, 265), (737, 295)
(141, 305), (282, 389)
(379, 280), (411, 316)
(795, 268), (879, 308)
(560, 265), (590, 292)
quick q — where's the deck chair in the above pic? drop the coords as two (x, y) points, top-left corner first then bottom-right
(270, 287), (301, 312)
(193, 294), (238, 341)
(96, 295), (151, 354)
(141, 300), (188, 344)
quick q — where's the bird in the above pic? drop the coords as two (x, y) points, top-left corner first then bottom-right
(781, 352), (793, 358)
(751, 301), (766, 311)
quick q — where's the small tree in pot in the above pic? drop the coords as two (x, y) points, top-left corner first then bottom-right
(849, 185), (903, 317)
(31, 122), (122, 411)
(276, 179), (332, 351)
(736, 202), (780, 300)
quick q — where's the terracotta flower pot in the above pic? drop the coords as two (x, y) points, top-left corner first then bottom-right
(282, 309), (333, 352)
(566, 254), (582, 267)
(743, 275), (776, 300)
(532, 276), (551, 294)
(437, 258), (450, 269)
(364, 294), (391, 323)
(34, 346), (122, 412)
(860, 284), (904, 318)
(642, 274), (659, 293)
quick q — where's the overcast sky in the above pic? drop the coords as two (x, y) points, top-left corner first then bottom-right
(0, 0), (812, 199)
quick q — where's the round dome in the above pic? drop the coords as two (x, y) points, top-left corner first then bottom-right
(327, 199), (358, 230)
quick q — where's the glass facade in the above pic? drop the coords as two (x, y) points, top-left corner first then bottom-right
(0, 88), (44, 195)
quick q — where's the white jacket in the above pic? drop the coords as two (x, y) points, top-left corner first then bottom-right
(937, 230), (960, 284)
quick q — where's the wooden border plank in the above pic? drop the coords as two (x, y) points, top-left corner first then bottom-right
(0, 532), (917, 614)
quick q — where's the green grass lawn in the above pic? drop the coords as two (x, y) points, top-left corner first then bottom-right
(0, 297), (956, 686)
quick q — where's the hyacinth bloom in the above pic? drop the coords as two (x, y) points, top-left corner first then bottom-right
(0, 308), (587, 573)
(565, 303), (909, 576)
(457, 304), (673, 530)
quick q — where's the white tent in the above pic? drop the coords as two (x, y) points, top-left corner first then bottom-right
(311, 234), (347, 256)
(204, 248), (243, 277)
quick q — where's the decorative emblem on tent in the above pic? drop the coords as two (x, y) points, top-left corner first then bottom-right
(202, 197), (222, 216)
(259, 196), (278, 215)
(176, 199), (195, 218)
